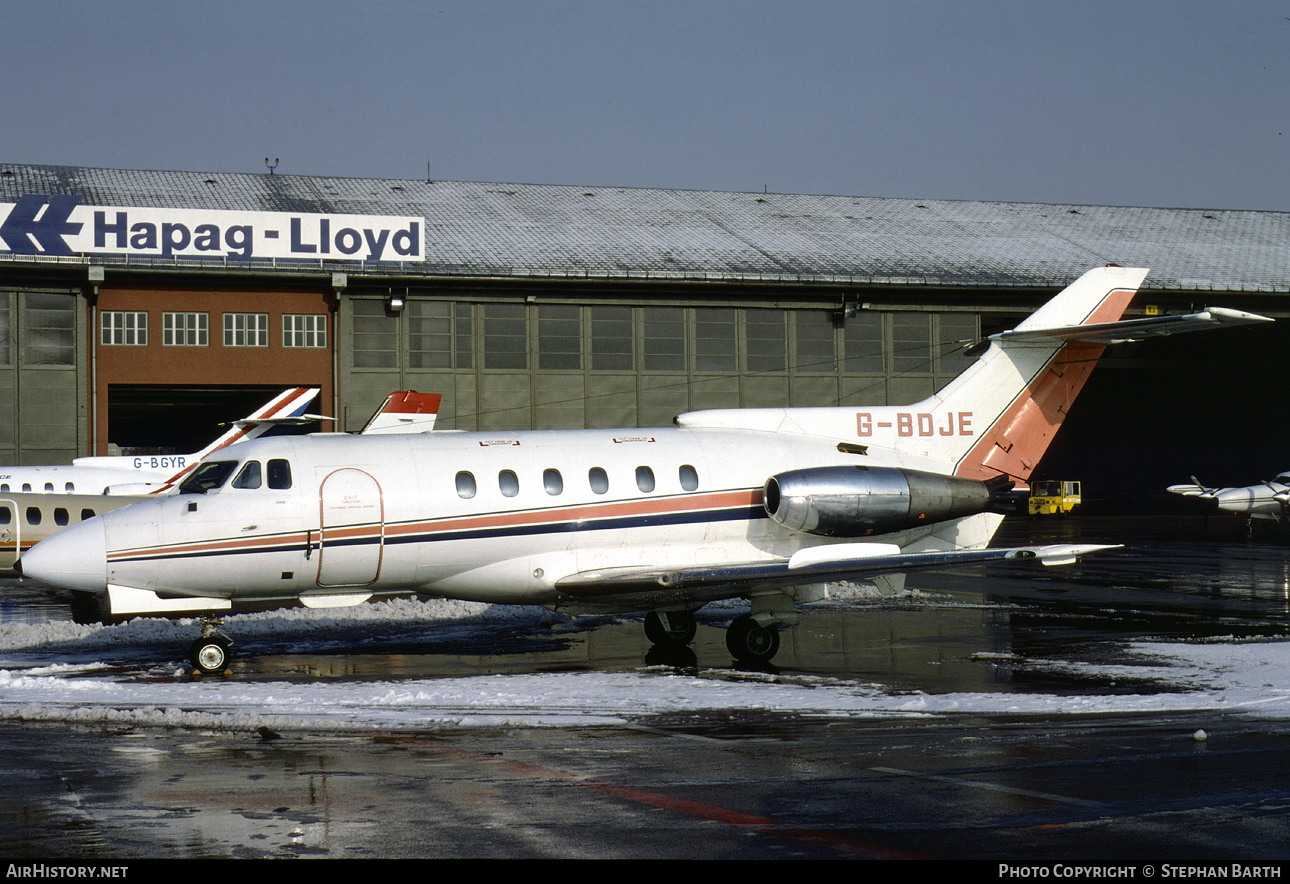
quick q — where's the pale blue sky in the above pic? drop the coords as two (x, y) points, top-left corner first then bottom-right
(7, 0), (1290, 210)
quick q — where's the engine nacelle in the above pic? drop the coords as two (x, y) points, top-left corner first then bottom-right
(764, 465), (1004, 537)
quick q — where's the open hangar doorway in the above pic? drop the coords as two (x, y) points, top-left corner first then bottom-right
(104, 386), (324, 457)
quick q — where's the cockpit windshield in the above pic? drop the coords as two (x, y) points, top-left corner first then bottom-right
(179, 460), (238, 494)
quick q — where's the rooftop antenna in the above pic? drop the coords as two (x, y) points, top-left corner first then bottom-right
(265, 158), (279, 175)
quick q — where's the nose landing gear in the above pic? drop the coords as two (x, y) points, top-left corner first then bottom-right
(189, 618), (234, 675)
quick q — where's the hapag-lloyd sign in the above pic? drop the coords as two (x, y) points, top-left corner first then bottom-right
(0, 194), (423, 262)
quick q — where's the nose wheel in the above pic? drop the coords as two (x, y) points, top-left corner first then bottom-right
(189, 618), (233, 675)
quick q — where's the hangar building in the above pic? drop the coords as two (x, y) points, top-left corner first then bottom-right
(1, 164), (1285, 506)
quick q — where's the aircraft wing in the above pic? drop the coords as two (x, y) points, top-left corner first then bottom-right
(554, 542), (1119, 604)
(992, 306), (1272, 346)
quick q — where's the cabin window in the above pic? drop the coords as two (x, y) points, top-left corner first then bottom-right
(543, 468), (563, 496)
(25, 507), (40, 526)
(635, 466), (655, 493)
(267, 459), (292, 490)
(64, 482), (74, 492)
(21, 484), (30, 493)
(589, 467), (609, 495)
(499, 470), (519, 498)
(43, 483), (53, 492)
(0, 507), (10, 525)
(80, 509), (96, 521)
(0, 484), (8, 493)
(54, 508), (69, 527)
(455, 471), (477, 499)
(179, 460), (238, 493)
(679, 464), (699, 491)
(232, 461), (262, 489)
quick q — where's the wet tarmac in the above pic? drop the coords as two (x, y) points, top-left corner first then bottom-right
(3, 514), (1290, 860)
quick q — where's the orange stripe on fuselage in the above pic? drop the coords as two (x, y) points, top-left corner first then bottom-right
(383, 488), (763, 540)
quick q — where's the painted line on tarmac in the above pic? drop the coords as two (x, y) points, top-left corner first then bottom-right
(377, 733), (929, 859)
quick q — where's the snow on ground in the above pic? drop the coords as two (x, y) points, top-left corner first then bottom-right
(1, 597), (1289, 732)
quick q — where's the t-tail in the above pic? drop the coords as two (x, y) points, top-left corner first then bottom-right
(126, 387), (320, 493)
(678, 265), (1269, 487)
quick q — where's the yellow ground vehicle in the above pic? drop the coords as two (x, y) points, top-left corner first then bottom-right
(1028, 480), (1081, 517)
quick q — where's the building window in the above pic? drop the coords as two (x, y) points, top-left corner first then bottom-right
(283, 314), (327, 348)
(101, 311), (148, 346)
(538, 305), (580, 370)
(454, 303), (473, 370)
(892, 314), (932, 374)
(0, 293), (10, 365)
(745, 309), (786, 373)
(794, 311), (835, 373)
(163, 312), (209, 347)
(408, 301), (453, 370)
(224, 313), (268, 347)
(483, 304), (527, 370)
(937, 313), (979, 376)
(843, 313), (883, 374)
(351, 300), (396, 368)
(642, 306), (684, 371)
(590, 306), (633, 371)
(24, 292), (75, 365)
(694, 308), (737, 373)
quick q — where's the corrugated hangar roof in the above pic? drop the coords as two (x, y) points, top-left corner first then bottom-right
(2, 163), (1287, 293)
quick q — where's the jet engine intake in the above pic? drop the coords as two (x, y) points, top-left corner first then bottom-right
(764, 465), (1010, 537)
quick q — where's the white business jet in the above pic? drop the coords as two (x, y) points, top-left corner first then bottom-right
(0, 387), (322, 496)
(18, 267), (1274, 672)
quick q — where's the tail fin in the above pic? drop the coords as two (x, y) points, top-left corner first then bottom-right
(929, 265), (1148, 482)
(675, 265), (1268, 484)
(149, 387), (320, 492)
(187, 387), (321, 460)
(359, 391), (442, 434)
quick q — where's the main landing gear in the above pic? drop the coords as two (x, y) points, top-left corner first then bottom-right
(642, 609), (782, 665)
(189, 617), (234, 675)
(724, 614), (780, 664)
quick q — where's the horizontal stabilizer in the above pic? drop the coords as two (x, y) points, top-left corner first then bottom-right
(991, 306), (1272, 346)
(234, 413), (333, 429)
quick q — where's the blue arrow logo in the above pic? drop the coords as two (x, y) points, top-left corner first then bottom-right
(0, 194), (83, 255)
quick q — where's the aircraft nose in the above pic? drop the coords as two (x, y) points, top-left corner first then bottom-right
(18, 517), (108, 591)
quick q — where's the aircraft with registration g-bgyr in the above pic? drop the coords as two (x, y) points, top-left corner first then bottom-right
(0, 390), (442, 576)
(17, 267), (1273, 673)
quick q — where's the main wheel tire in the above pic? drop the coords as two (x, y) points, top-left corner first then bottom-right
(726, 614), (780, 664)
(644, 610), (697, 646)
(189, 636), (231, 674)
